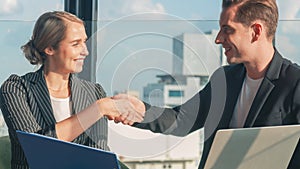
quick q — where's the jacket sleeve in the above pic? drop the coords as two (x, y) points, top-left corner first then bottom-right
(133, 67), (229, 137)
(82, 82), (109, 150)
(134, 82), (212, 137)
(0, 75), (56, 137)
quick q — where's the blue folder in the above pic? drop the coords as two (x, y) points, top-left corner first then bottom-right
(16, 130), (120, 169)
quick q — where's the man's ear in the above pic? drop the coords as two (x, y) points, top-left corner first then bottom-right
(44, 46), (55, 56)
(251, 23), (262, 43)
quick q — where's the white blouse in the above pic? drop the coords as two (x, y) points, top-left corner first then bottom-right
(50, 96), (72, 122)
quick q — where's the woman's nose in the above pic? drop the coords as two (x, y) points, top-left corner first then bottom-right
(81, 43), (89, 56)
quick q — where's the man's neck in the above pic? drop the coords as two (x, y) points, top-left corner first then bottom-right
(244, 46), (275, 79)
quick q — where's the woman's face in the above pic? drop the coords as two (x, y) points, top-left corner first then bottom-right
(46, 21), (89, 74)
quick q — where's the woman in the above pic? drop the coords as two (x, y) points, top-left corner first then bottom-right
(0, 11), (143, 169)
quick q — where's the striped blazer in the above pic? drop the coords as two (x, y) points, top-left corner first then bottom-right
(0, 67), (109, 169)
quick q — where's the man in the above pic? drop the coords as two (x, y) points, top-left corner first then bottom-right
(114, 0), (300, 168)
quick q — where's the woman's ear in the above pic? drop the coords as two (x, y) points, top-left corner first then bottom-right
(251, 23), (262, 43)
(44, 46), (55, 56)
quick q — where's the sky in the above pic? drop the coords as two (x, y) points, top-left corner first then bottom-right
(97, 0), (300, 97)
(0, 0), (299, 94)
(0, 0), (300, 160)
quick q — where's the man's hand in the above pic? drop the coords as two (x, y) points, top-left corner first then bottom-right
(111, 94), (146, 125)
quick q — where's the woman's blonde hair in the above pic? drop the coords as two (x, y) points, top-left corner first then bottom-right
(21, 11), (84, 65)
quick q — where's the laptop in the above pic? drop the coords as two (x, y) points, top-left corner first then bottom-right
(287, 138), (300, 169)
(204, 125), (300, 169)
(16, 130), (121, 169)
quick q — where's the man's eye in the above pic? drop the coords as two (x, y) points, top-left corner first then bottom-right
(223, 27), (233, 34)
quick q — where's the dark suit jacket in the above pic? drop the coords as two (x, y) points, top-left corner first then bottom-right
(0, 67), (109, 169)
(135, 49), (300, 169)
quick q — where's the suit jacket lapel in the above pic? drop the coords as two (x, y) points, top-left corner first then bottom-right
(244, 79), (274, 127)
(220, 65), (246, 128)
(29, 69), (96, 126)
(29, 67), (56, 126)
(69, 75), (93, 114)
(244, 49), (283, 127)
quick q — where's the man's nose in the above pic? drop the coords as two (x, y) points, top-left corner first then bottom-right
(215, 31), (223, 44)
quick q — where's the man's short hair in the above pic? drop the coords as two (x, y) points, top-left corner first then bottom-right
(222, 0), (278, 40)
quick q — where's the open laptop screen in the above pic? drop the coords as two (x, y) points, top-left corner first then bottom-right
(204, 125), (300, 169)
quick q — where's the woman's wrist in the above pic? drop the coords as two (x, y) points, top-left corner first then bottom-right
(96, 97), (113, 117)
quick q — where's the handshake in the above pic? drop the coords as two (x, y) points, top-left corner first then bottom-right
(97, 94), (146, 125)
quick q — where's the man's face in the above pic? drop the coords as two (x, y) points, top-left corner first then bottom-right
(215, 6), (253, 64)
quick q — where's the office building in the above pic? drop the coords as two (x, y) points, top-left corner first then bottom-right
(123, 31), (224, 169)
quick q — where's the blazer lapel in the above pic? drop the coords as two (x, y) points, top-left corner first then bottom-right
(69, 75), (93, 114)
(30, 68), (56, 126)
(244, 49), (283, 127)
(219, 65), (246, 128)
(29, 69), (97, 126)
(244, 79), (274, 127)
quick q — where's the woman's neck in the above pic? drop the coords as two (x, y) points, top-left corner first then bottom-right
(44, 70), (71, 98)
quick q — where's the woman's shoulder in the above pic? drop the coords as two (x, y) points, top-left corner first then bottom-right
(1, 70), (40, 92)
(71, 75), (102, 88)
(71, 75), (106, 98)
(1, 74), (25, 93)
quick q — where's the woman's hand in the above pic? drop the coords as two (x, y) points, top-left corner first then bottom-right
(97, 94), (145, 125)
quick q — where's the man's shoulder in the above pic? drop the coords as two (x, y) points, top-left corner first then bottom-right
(282, 57), (300, 74)
(272, 49), (300, 75)
(269, 52), (300, 83)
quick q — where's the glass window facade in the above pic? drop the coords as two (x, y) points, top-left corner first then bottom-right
(0, 2), (300, 164)
(169, 90), (184, 97)
(0, 0), (64, 136)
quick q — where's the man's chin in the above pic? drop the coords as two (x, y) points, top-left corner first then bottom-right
(227, 58), (239, 65)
